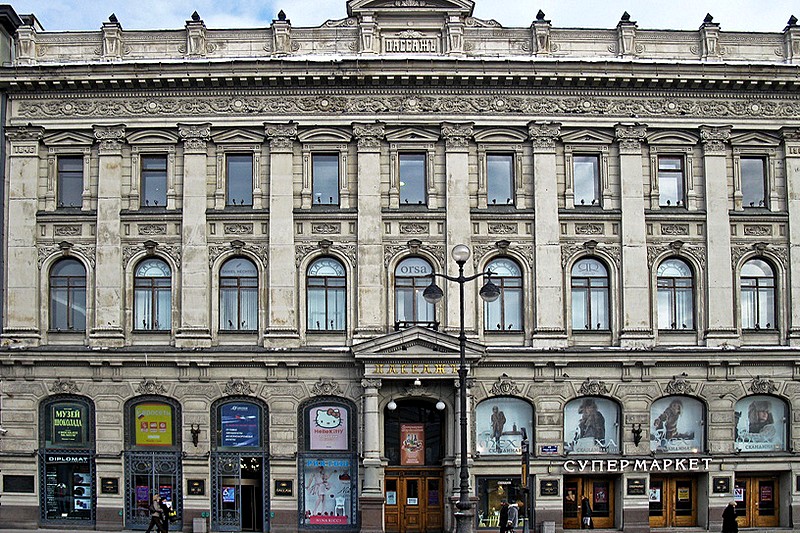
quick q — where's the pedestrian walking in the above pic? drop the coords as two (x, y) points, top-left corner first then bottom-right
(722, 500), (738, 533)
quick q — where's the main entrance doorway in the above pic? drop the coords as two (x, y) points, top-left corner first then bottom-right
(563, 476), (615, 529)
(384, 469), (444, 533)
(734, 476), (779, 528)
(211, 452), (267, 532)
(649, 476), (697, 528)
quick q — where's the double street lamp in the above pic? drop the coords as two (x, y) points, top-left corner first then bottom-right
(422, 244), (500, 533)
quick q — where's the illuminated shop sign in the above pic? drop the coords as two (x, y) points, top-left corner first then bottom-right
(563, 457), (712, 473)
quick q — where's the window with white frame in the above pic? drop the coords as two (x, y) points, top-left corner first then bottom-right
(57, 156), (83, 209)
(484, 258), (522, 331)
(134, 258), (171, 331)
(49, 258), (86, 331)
(657, 258), (694, 330)
(741, 156), (767, 208)
(740, 258), (775, 330)
(311, 153), (340, 206)
(571, 258), (609, 331)
(307, 258), (346, 331)
(141, 155), (168, 207)
(657, 156), (685, 207)
(399, 153), (426, 205)
(395, 257), (435, 326)
(573, 154), (601, 207)
(220, 257), (258, 332)
(486, 154), (514, 206)
(226, 153), (253, 206)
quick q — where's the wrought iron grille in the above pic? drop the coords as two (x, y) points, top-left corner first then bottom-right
(124, 451), (183, 530)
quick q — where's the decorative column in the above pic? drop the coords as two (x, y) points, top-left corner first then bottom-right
(2, 126), (43, 346)
(700, 126), (738, 346)
(353, 123), (385, 339)
(615, 123), (653, 347)
(265, 123), (298, 343)
(442, 122), (475, 335)
(529, 121), (566, 346)
(782, 128), (800, 344)
(360, 378), (384, 533)
(176, 123), (212, 348)
(90, 124), (126, 347)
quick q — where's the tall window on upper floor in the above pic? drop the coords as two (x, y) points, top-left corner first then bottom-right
(741, 258), (775, 330)
(312, 153), (340, 206)
(741, 157), (767, 208)
(658, 156), (685, 207)
(573, 155), (600, 207)
(399, 153), (426, 205)
(657, 258), (694, 330)
(49, 258), (86, 332)
(220, 257), (258, 332)
(134, 258), (171, 331)
(141, 155), (167, 207)
(484, 258), (522, 331)
(226, 154), (253, 206)
(571, 258), (609, 331)
(486, 154), (514, 206)
(307, 258), (345, 332)
(57, 156), (83, 209)
(395, 257), (435, 327)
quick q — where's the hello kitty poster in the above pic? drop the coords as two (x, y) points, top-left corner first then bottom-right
(310, 405), (348, 450)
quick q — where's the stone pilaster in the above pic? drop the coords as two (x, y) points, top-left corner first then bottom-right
(700, 125), (738, 346)
(615, 123), (653, 347)
(15, 22), (36, 65)
(101, 15), (122, 60)
(185, 12), (207, 57)
(531, 11), (551, 56)
(699, 14), (721, 60)
(358, 14), (377, 53)
(442, 122), (476, 335)
(176, 123), (212, 348)
(271, 11), (292, 55)
(265, 122), (298, 343)
(529, 121), (566, 346)
(782, 128), (800, 344)
(353, 122), (385, 338)
(2, 126), (43, 346)
(90, 124), (126, 347)
(616, 12), (637, 57)
(784, 16), (799, 63)
(446, 15), (464, 56)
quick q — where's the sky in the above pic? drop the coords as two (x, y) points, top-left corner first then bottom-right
(7, 0), (798, 34)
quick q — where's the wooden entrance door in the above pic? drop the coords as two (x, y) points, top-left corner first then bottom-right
(649, 477), (697, 528)
(385, 471), (444, 533)
(735, 476), (779, 528)
(563, 477), (615, 529)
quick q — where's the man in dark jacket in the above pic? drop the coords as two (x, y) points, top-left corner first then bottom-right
(581, 496), (593, 529)
(158, 496), (172, 533)
(722, 501), (738, 533)
(498, 500), (509, 533)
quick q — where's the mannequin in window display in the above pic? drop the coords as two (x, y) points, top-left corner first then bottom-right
(308, 465), (331, 516)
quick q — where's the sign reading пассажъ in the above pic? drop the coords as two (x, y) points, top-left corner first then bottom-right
(563, 457), (712, 473)
(367, 363), (459, 376)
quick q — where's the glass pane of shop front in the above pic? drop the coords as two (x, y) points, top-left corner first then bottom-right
(41, 451), (95, 523)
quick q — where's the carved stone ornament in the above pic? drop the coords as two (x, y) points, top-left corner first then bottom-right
(749, 377), (778, 394)
(528, 121), (561, 149)
(6, 124), (44, 142)
(578, 378), (610, 395)
(224, 223), (254, 235)
(54, 225), (82, 237)
(665, 375), (695, 395)
(312, 223), (341, 235)
(38, 243), (96, 269)
(50, 379), (80, 394)
(699, 125), (731, 155)
(352, 122), (385, 150)
(136, 379), (167, 395)
(138, 224), (167, 236)
(224, 378), (255, 395)
(615, 123), (647, 154)
(743, 225), (772, 237)
(661, 224), (689, 236)
(178, 122), (211, 152)
(93, 124), (126, 153)
(361, 378), (382, 389)
(264, 122), (298, 151)
(399, 222), (429, 235)
(489, 373), (521, 396)
(441, 122), (474, 150)
(488, 223), (516, 235)
(575, 223), (603, 235)
(312, 378), (342, 396)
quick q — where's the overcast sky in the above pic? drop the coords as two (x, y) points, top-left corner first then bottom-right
(8, 0), (798, 33)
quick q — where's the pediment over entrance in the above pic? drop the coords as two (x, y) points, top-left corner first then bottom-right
(347, 0), (474, 17)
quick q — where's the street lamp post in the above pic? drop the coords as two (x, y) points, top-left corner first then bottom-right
(423, 244), (500, 533)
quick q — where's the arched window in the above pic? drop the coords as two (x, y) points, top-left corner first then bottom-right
(657, 258), (694, 330)
(49, 258), (86, 331)
(475, 397), (533, 455)
(734, 395), (788, 452)
(484, 258), (522, 331)
(395, 257), (435, 327)
(220, 257), (258, 331)
(570, 258), (609, 331)
(741, 258), (775, 330)
(650, 396), (705, 453)
(134, 258), (171, 331)
(307, 258), (345, 331)
(563, 397), (620, 454)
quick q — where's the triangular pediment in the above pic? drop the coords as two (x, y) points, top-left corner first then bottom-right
(647, 130), (699, 145)
(297, 127), (353, 143)
(385, 126), (440, 143)
(42, 130), (94, 146)
(352, 326), (484, 361)
(211, 128), (265, 144)
(473, 127), (527, 143)
(730, 131), (780, 146)
(127, 129), (179, 145)
(561, 128), (615, 145)
(347, 0), (474, 17)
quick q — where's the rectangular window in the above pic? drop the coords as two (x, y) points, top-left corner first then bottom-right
(57, 156), (83, 209)
(741, 157), (767, 208)
(573, 155), (600, 207)
(226, 154), (253, 206)
(486, 154), (514, 206)
(399, 153), (426, 205)
(658, 156), (685, 207)
(312, 153), (340, 206)
(141, 155), (167, 207)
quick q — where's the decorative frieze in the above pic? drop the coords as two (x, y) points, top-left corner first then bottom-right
(528, 121), (561, 150)
(699, 125), (731, 155)
(38, 243), (96, 269)
(660, 224), (689, 236)
(575, 223), (603, 235)
(311, 378), (342, 396)
(178, 122), (211, 152)
(440, 122), (473, 150)
(136, 379), (167, 395)
(578, 379), (610, 396)
(352, 122), (385, 150)
(360, 378), (382, 390)
(50, 379), (80, 394)
(647, 242), (706, 269)
(488, 223), (516, 235)
(93, 124), (126, 154)
(224, 378), (255, 396)
(264, 122), (298, 151)
(224, 223), (254, 235)
(311, 223), (341, 235)
(54, 225), (82, 237)
(748, 377), (778, 394)
(209, 242), (269, 268)
(489, 374), (521, 396)
(138, 224), (167, 236)
(615, 123), (647, 154)
(665, 375), (695, 395)
(743, 224), (772, 237)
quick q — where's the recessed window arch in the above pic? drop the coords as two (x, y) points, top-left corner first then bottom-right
(650, 396), (705, 453)
(134, 258), (172, 331)
(734, 395), (788, 452)
(49, 258), (87, 332)
(220, 257), (258, 332)
(475, 397), (533, 455)
(563, 397), (620, 454)
(484, 257), (522, 332)
(740, 258), (776, 330)
(570, 258), (610, 331)
(307, 257), (346, 332)
(395, 257), (435, 328)
(657, 258), (694, 330)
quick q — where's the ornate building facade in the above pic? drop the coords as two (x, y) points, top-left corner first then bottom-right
(1, 1), (800, 532)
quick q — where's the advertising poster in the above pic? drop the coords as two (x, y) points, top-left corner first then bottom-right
(135, 403), (173, 446)
(563, 397), (619, 454)
(734, 395), (786, 452)
(221, 403), (260, 447)
(52, 402), (88, 446)
(650, 396), (704, 453)
(400, 423), (425, 466)
(222, 486), (236, 503)
(475, 398), (533, 455)
(303, 458), (353, 526)
(309, 405), (348, 450)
